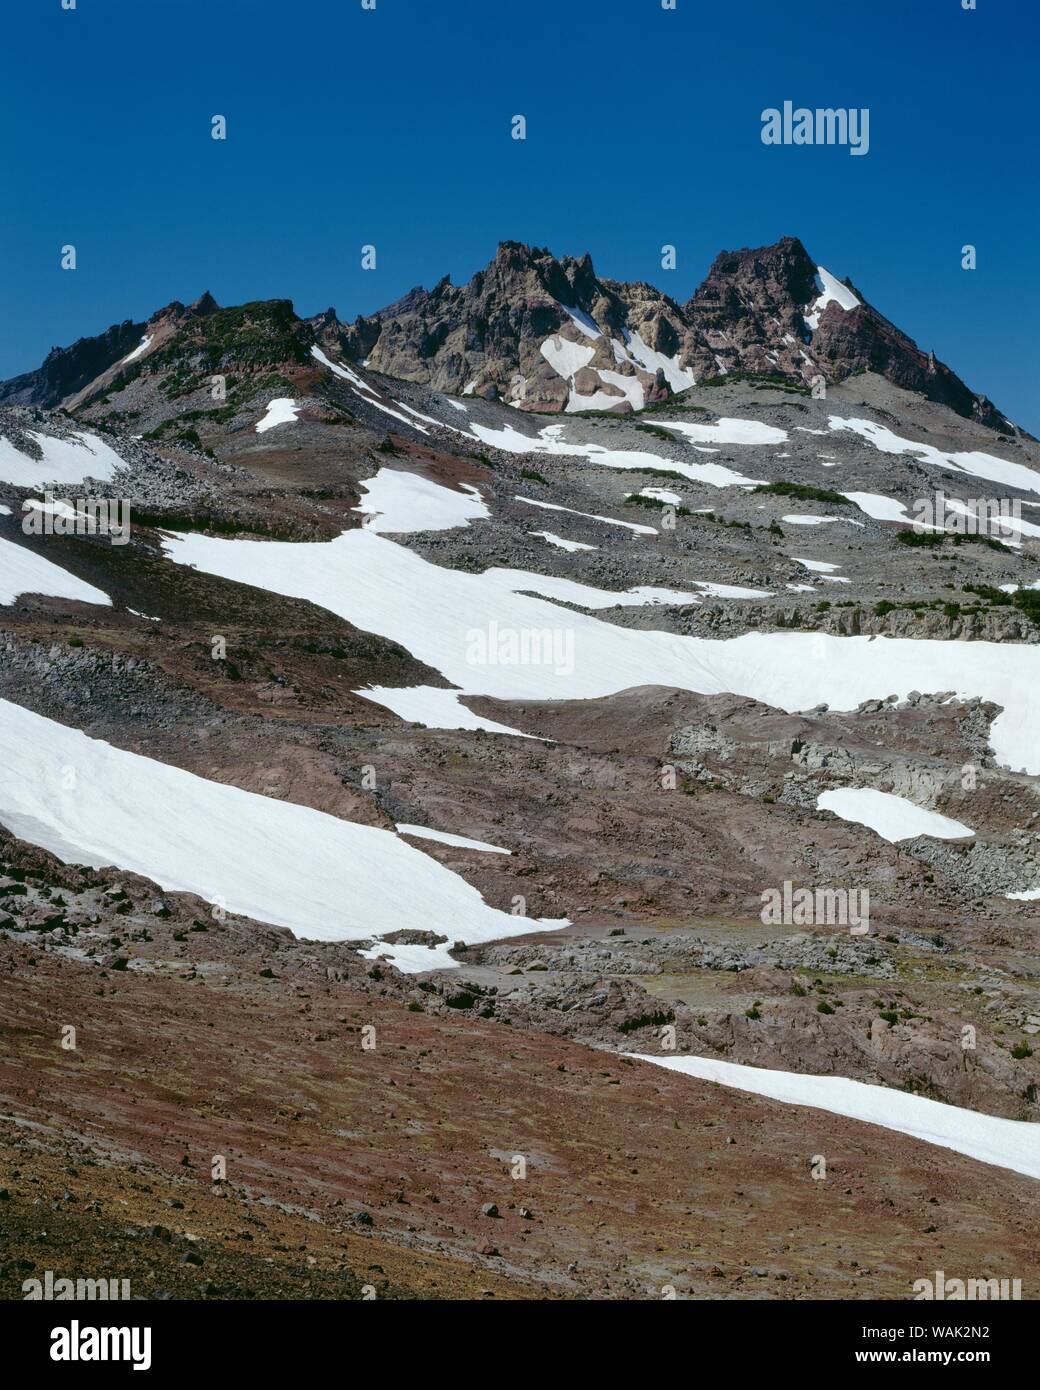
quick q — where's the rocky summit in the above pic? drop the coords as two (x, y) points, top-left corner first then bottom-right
(2, 231), (1040, 1305)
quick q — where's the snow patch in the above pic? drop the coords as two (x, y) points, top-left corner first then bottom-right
(0, 536), (111, 608)
(630, 1053), (1040, 1182)
(397, 823), (511, 854)
(0, 431), (125, 489)
(804, 267), (861, 332)
(817, 788), (974, 843)
(515, 494), (656, 535)
(353, 470), (487, 534)
(120, 334), (153, 364)
(0, 697), (561, 956)
(654, 419), (787, 447)
(528, 530), (597, 553)
(829, 417), (1040, 497)
(255, 399), (299, 433)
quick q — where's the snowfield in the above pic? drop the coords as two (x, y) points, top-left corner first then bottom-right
(482, 566), (702, 609)
(829, 417), (1040, 496)
(255, 399), (300, 433)
(353, 470), (487, 533)
(630, 1053), (1040, 1182)
(0, 697), (564, 962)
(0, 535), (111, 608)
(816, 788), (974, 843)
(467, 420), (765, 489)
(161, 481), (1040, 774)
(354, 684), (536, 738)
(804, 266), (861, 331)
(655, 418), (787, 447)
(0, 430), (125, 488)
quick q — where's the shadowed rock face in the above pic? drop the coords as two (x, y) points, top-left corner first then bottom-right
(682, 234), (820, 380)
(0, 237), (1013, 430)
(0, 319), (147, 408)
(0, 293), (220, 411)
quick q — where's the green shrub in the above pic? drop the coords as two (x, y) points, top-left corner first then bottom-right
(753, 480), (849, 506)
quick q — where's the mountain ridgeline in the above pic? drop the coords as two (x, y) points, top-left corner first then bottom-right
(0, 237), (1010, 432)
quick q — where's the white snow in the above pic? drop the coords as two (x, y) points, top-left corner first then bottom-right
(355, 684), (535, 739)
(0, 697), (561, 959)
(0, 505), (11, 516)
(829, 417), (1040, 497)
(483, 566), (700, 609)
(795, 557), (842, 573)
(804, 267), (861, 332)
(0, 430), (124, 489)
(309, 346), (432, 434)
(255, 399), (299, 433)
(782, 514), (837, 526)
(515, 494), (657, 536)
(817, 788), (974, 843)
(366, 397), (431, 433)
(359, 939), (461, 972)
(786, 583), (816, 593)
(446, 399), (468, 413)
(162, 526), (1040, 773)
(466, 420), (763, 489)
(630, 1053), (1040, 1182)
(392, 401), (447, 431)
(839, 491), (918, 525)
(0, 536), (111, 608)
(310, 344), (375, 394)
(564, 382), (635, 413)
(654, 419), (788, 447)
(397, 823), (511, 853)
(944, 498), (1040, 544)
(119, 334), (153, 364)
(353, 470), (487, 533)
(528, 530), (597, 553)
(559, 304), (601, 339)
(540, 335), (596, 381)
(22, 497), (78, 520)
(693, 581), (773, 599)
(618, 330), (695, 393)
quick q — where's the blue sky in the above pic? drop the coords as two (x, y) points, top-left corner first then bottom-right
(3, 0), (1037, 429)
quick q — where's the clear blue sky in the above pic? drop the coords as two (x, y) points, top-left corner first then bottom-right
(3, 0), (1037, 430)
